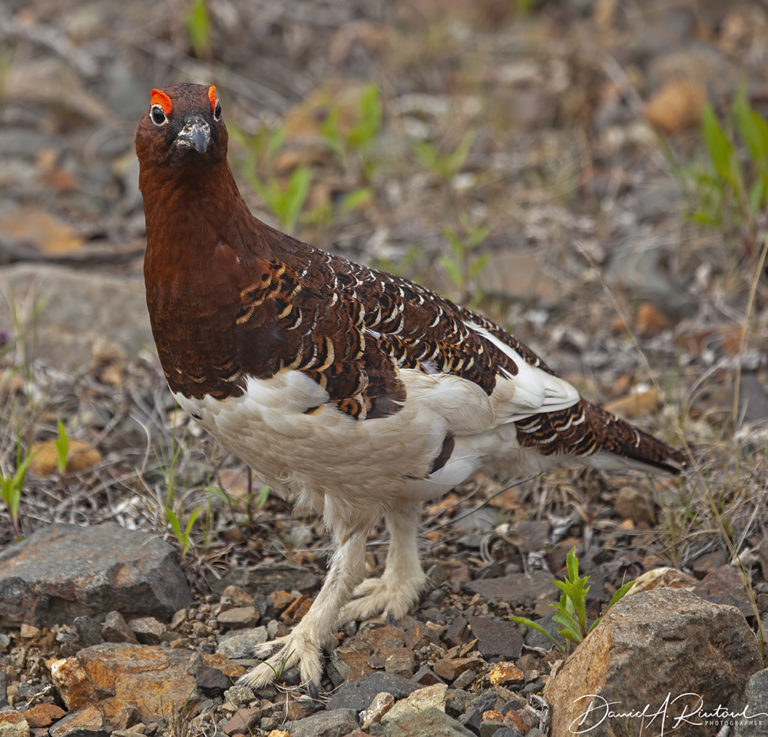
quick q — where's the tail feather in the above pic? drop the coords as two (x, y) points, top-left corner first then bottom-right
(515, 399), (687, 474)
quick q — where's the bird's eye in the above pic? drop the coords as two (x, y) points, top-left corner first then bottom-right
(150, 105), (168, 126)
(213, 101), (222, 122)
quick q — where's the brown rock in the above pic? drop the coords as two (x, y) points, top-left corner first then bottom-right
(47, 705), (106, 737)
(128, 616), (165, 644)
(613, 487), (656, 527)
(634, 301), (672, 337)
(270, 590), (294, 612)
(49, 657), (98, 712)
(50, 643), (245, 725)
(21, 703), (66, 728)
(603, 387), (662, 419)
(488, 661), (524, 686)
(645, 80), (707, 133)
(0, 710), (29, 737)
(628, 567), (696, 595)
(222, 708), (261, 735)
(28, 439), (101, 477)
(359, 691), (394, 729)
(332, 618), (429, 682)
(543, 588), (762, 737)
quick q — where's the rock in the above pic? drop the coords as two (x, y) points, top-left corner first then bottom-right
(217, 606), (258, 630)
(193, 664), (232, 696)
(627, 567), (696, 594)
(543, 588), (763, 737)
(127, 617), (165, 644)
(382, 707), (474, 737)
(613, 486), (656, 527)
(443, 615), (469, 647)
(213, 562), (319, 595)
(464, 570), (554, 607)
(735, 668), (768, 737)
(101, 611), (137, 643)
(222, 708), (261, 735)
(467, 617), (523, 660)
(645, 80), (707, 133)
(287, 708), (358, 737)
(327, 672), (419, 711)
(50, 643), (244, 724)
(603, 387), (662, 420)
(359, 691), (394, 729)
(223, 684), (255, 707)
(693, 565), (755, 617)
(20, 703), (66, 728)
(73, 616), (103, 648)
(382, 684), (447, 723)
(0, 265), (151, 371)
(331, 620), (428, 683)
(0, 711), (29, 737)
(48, 705), (108, 737)
(28, 439), (102, 477)
(488, 661), (524, 686)
(216, 626), (268, 659)
(0, 523), (192, 627)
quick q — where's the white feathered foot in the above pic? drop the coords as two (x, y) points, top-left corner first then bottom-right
(338, 503), (426, 625)
(237, 530), (366, 689)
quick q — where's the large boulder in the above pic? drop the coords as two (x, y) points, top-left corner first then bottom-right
(543, 587), (762, 737)
(0, 523), (192, 626)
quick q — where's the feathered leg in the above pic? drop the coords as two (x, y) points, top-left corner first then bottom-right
(338, 501), (426, 624)
(237, 527), (367, 689)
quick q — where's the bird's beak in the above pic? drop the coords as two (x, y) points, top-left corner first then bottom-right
(174, 117), (210, 154)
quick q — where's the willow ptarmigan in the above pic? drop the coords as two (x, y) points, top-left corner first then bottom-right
(136, 83), (687, 689)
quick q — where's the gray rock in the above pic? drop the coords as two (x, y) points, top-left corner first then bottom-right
(467, 616), (522, 660)
(216, 626), (268, 659)
(544, 588), (763, 737)
(128, 616), (165, 644)
(326, 672), (420, 711)
(735, 668), (768, 737)
(217, 606), (258, 630)
(464, 570), (555, 606)
(0, 264), (151, 371)
(0, 523), (192, 627)
(213, 562), (319, 595)
(288, 708), (358, 737)
(382, 707), (475, 737)
(101, 610), (137, 643)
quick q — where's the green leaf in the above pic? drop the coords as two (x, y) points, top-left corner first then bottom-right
(552, 610), (583, 643)
(702, 105), (738, 188)
(55, 420), (69, 475)
(186, 0), (211, 57)
(282, 167), (312, 232)
(468, 254), (490, 279)
(509, 615), (563, 651)
(205, 485), (229, 503)
(440, 255), (464, 288)
(340, 187), (372, 214)
(348, 84), (382, 150)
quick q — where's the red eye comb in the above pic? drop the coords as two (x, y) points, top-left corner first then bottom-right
(208, 85), (218, 113)
(150, 89), (172, 115)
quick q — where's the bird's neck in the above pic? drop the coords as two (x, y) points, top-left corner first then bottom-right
(140, 158), (255, 262)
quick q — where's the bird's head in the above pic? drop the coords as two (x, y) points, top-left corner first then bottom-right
(135, 83), (228, 170)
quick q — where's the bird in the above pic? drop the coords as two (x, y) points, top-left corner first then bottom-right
(136, 82), (688, 690)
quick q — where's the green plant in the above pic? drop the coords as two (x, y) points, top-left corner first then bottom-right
(440, 216), (490, 304)
(413, 131), (475, 182)
(510, 548), (634, 652)
(251, 166), (312, 234)
(0, 434), (36, 540)
(207, 480), (270, 530)
(320, 83), (383, 175)
(186, 0), (211, 58)
(54, 419), (69, 476)
(165, 505), (202, 556)
(671, 85), (768, 250)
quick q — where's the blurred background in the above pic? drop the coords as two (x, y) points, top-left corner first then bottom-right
(0, 0), (766, 651)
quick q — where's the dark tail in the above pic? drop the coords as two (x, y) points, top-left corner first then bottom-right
(515, 400), (688, 474)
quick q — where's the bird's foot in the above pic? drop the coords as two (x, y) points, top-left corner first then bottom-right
(236, 631), (323, 690)
(337, 574), (423, 625)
